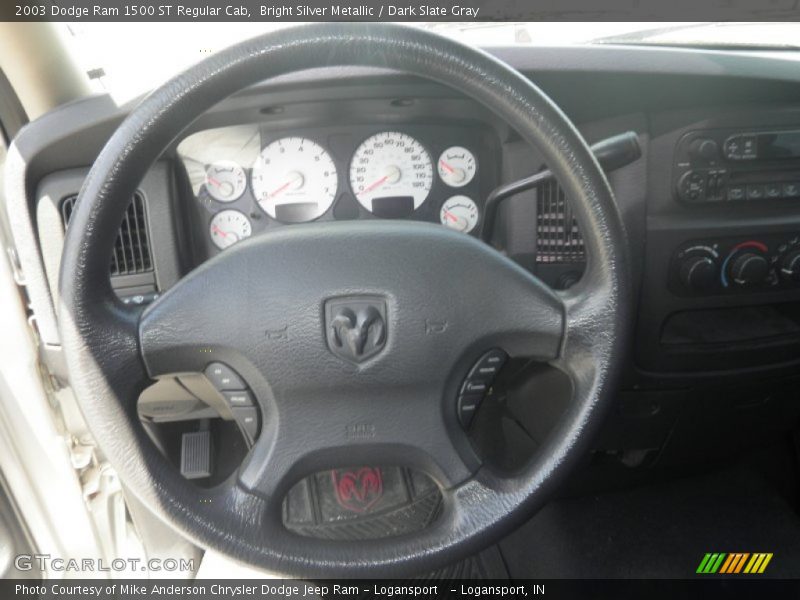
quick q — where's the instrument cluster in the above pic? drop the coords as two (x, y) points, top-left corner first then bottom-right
(177, 124), (493, 253)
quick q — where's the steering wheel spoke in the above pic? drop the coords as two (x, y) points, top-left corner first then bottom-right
(238, 386), (476, 511)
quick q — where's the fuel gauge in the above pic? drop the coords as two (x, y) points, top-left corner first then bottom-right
(205, 160), (247, 203)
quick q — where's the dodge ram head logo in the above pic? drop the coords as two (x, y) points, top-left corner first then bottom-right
(331, 467), (384, 513)
(325, 297), (387, 363)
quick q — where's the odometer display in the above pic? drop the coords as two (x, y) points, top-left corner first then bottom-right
(349, 132), (433, 214)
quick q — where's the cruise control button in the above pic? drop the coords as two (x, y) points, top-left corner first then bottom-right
(204, 362), (246, 391)
(458, 394), (483, 428)
(461, 380), (488, 395)
(468, 349), (508, 379)
(232, 407), (259, 444)
(222, 391), (254, 407)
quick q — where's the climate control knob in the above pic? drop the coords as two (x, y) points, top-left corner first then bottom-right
(780, 249), (800, 283)
(679, 255), (718, 291)
(728, 252), (769, 286)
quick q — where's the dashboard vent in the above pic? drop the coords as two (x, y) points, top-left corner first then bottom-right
(535, 180), (585, 264)
(61, 193), (153, 276)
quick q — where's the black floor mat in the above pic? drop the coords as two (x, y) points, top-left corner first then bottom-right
(500, 455), (800, 578)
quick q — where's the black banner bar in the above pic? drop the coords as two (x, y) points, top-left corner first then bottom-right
(4, 579), (800, 600)
(5, 0), (800, 22)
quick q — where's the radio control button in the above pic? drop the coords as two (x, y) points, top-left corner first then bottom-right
(741, 136), (758, 159)
(783, 182), (800, 198)
(727, 185), (746, 201)
(689, 138), (719, 163)
(765, 183), (782, 199)
(746, 185), (765, 201)
(679, 171), (707, 202)
(724, 136), (742, 159)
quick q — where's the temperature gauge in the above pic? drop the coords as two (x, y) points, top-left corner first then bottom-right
(440, 196), (479, 234)
(438, 146), (477, 188)
(205, 161), (247, 203)
(209, 210), (252, 250)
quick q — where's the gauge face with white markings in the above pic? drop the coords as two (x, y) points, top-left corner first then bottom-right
(438, 146), (477, 188)
(251, 137), (338, 223)
(349, 132), (433, 217)
(440, 196), (479, 233)
(209, 210), (252, 250)
(205, 160), (247, 202)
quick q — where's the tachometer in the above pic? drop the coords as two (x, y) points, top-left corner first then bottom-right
(209, 210), (252, 250)
(205, 160), (247, 202)
(251, 137), (338, 223)
(349, 132), (433, 217)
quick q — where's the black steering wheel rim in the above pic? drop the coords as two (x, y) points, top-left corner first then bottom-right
(59, 23), (630, 577)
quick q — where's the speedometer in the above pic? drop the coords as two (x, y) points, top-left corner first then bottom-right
(349, 132), (433, 217)
(251, 137), (338, 223)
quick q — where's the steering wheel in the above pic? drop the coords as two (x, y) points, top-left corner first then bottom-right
(59, 23), (629, 577)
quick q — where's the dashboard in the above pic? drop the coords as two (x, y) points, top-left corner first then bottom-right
(176, 123), (498, 257)
(9, 44), (800, 473)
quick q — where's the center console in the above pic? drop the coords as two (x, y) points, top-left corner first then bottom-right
(636, 108), (800, 376)
(670, 233), (800, 296)
(674, 128), (800, 205)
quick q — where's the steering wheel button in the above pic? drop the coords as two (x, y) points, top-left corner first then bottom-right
(223, 391), (254, 407)
(461, 380), (488, 395)
(469, 350), (507, 378)
(204, 362), (246, 391)
(483, 349), (508, 364)
(232, 407), (259, 444)
(458, 394), (482, 428)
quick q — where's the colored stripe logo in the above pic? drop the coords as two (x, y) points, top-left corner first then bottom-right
(697, 553), (773, 574)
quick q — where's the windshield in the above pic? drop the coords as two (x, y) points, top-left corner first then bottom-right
(62, 21), (800, 103)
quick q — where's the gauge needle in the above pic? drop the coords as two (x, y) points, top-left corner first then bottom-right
(443, 210), (460, 223)
(439, 160), (455, 173)
(268, 173), (303, 198)
(359, 175), (389, 196)
(211, 225), (229, 238)
(207, 176), (222, 187)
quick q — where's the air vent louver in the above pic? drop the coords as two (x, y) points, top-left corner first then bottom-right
(61, 193), (153, 276)
(535, 180), (585, 264)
